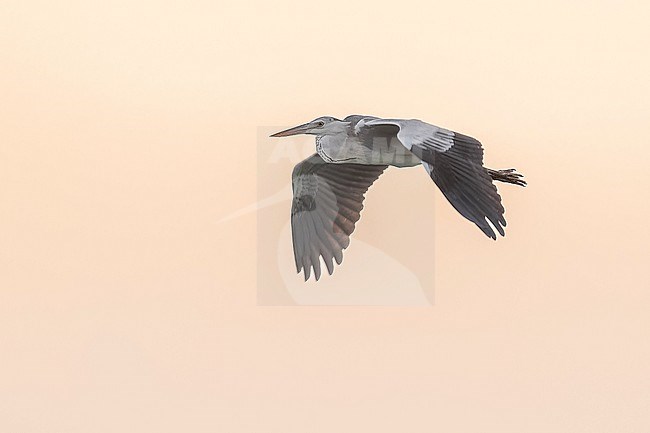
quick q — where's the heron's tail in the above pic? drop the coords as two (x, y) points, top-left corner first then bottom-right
(487, 168), (526, 187)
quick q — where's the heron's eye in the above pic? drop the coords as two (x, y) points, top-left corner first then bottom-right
(317, 121), (324, 127)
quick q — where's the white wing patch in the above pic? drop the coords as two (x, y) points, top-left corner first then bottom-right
(364, 119), (455, 152)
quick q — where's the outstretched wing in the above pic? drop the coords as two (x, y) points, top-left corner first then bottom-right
(291, 154), (387, 281)
(365, 119), (506, 239)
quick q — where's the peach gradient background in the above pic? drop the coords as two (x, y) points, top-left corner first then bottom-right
(2, 0), (649, 431)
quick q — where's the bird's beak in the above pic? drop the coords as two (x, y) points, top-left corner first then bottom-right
(269, 122), (313, 137)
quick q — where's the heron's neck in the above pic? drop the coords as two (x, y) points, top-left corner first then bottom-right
(322, 122), (350, 137)
(316, 132), (346, 147)
(316, 132), (354, 163)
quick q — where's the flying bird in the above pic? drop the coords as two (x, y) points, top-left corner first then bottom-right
(270, 115), (526, 281)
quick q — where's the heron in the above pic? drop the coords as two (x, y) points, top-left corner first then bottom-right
(270, 115), (526, 281)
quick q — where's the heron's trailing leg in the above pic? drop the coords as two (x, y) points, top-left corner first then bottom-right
(487, 168), (526, 187)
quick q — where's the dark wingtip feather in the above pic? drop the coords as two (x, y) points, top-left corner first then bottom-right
(313, 258), (321, 281)
(303, 264), (311, 281)
(323, 255), (334, 275)
(477, 223), (497, 240)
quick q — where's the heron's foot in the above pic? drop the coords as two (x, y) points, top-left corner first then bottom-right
(487, 168), (527, 187)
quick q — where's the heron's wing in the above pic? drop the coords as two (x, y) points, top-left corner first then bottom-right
(291, 153), (387, 281)
(364, 119), (506, 239)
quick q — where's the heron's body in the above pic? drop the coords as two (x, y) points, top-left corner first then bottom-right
(315, 116), (420, 167)
(271, 115), (526, 281)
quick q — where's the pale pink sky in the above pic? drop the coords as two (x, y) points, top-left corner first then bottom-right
(1, 1), (649, 432)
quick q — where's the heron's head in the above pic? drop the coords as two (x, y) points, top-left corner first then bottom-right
(270, 116), (348, 137)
